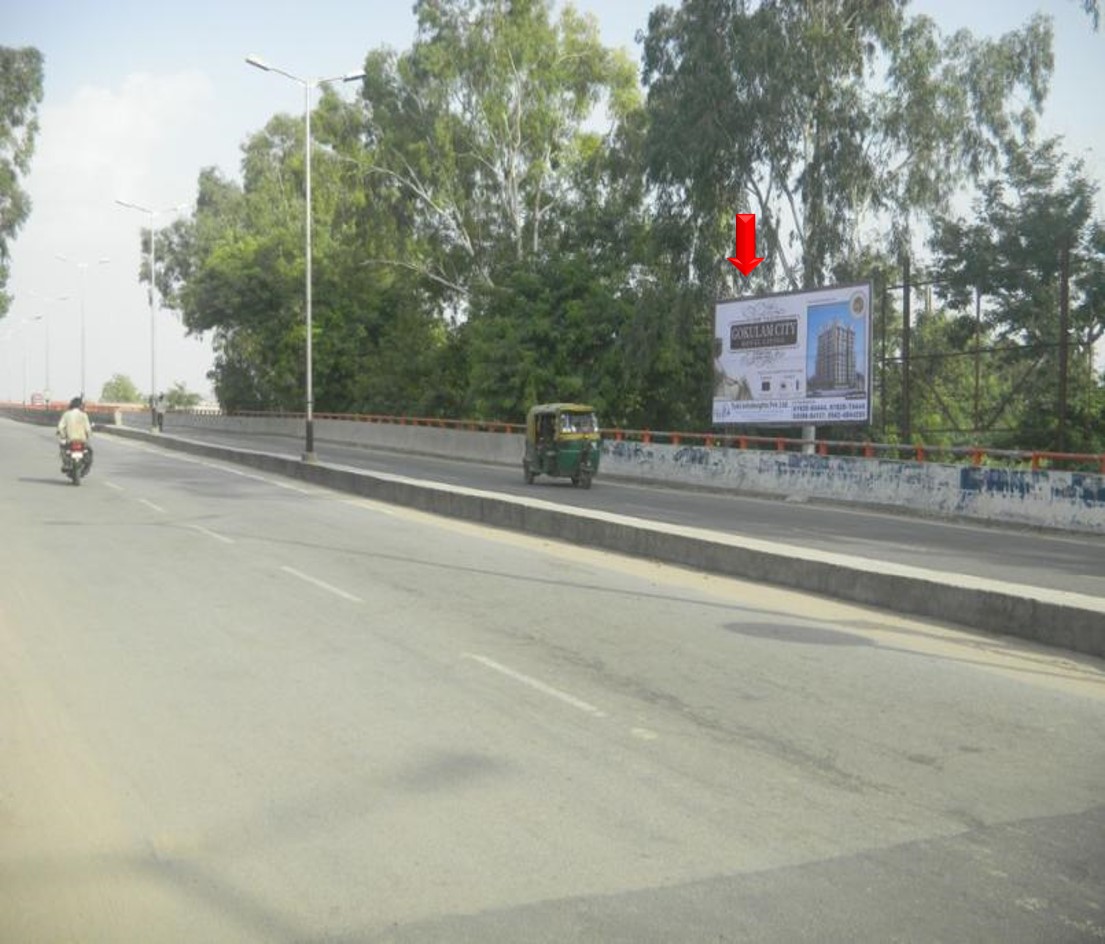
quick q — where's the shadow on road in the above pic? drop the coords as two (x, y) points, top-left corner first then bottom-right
(17, 477), (76, 487)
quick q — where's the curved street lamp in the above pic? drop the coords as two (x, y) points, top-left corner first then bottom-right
(27, 291), (69, 403)
(55, 254), (110, 398)
(245, 54), (366, 462)
(115, 199), (188, 428)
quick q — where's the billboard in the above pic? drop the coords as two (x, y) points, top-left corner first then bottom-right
(713, 282), (872, 426)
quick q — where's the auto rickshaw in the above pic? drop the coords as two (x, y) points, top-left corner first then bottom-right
(523, 403), (601, 488)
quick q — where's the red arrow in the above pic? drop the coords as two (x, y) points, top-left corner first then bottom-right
(727, 213), (764, 276)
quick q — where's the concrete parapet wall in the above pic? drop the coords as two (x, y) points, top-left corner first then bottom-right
(162, 411), (525, 464)
(600, 441), (1105, 535)
(101, 424), (1105, 658)
(157, 411), (1105, 534)
(315, 418), (524, 465)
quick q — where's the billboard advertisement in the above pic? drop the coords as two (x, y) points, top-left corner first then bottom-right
(713, 282), (872, 426)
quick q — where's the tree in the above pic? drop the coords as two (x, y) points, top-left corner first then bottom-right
(640, 1), (1055, 295)
(0, 46), (44, 318)
(100, 373), (143, 403)
(164, 382), (201, 410)
(356, 0), (640, 303)
(158, 0), (646, 420)
(158, 127), (446, 414)
(929, 138), (1105, 451)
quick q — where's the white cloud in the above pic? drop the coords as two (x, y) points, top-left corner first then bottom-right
(33, 70), (215, 226)
(8, 71), (219, 401)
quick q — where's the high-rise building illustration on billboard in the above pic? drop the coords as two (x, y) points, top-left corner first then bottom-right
(811, 319), (858, 392)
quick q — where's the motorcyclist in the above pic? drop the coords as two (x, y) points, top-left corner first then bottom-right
(57, 396), (93, 471)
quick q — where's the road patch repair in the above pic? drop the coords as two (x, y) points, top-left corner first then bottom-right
(102, 425), (1105, 659)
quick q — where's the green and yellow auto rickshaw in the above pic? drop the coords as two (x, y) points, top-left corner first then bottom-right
(523, 403), (601, 488)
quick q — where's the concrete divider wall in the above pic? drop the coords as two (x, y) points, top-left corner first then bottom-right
(153, 411), (1105, 534)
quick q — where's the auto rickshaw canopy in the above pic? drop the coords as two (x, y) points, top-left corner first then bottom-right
(525, 403), (599, 440)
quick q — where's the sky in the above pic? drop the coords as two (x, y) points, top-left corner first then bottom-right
(2, 0), (1102, 404)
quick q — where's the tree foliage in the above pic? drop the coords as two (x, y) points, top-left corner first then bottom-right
(164, 381), (202, 410)
(100, 373), (143, 403)
(929, 139), (1105, 451)
(356, 0), (640, 302)
(640, 1), (1053, 292)
(0, 46), (44, 318)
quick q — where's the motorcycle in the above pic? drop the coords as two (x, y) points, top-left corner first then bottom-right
(60, 439), (92, 486)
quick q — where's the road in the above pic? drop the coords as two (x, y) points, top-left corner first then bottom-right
(157, 423), (1105, 599)
(2, 417), (1105, 942)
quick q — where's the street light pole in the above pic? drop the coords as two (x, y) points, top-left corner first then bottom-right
(26, 292), (67, 404)
(8, 317), (33, 404)
(245, 54), (365, 462)
(116, 200), (186, 427)
(31, 314), (48, 398)
(55, 255), (109, 398)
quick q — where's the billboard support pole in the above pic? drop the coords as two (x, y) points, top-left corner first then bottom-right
(1058, 236), (1071, 452)
(801, 424), (816, 454)
(901, 255), (912, 445)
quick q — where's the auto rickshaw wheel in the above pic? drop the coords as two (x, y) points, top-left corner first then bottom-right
(523, 460), (535, 484)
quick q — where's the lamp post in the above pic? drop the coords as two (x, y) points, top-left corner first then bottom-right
(28, 292), (68, 405)
(55, 255), (110, 398)
(245, 54), (365, 462)
(0, 322), (14, 401)
(6, 317), (34, 404)
(30, 314), (47, 400)
(115, 200), (187, 428)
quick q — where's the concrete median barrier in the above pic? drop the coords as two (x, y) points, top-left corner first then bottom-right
(102, 424), (1105, 659)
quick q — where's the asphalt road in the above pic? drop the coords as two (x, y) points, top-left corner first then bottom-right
(157, 424), (1105, 599)
(3, 417), (1105, 942)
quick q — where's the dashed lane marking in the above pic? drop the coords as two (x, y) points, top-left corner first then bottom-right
(463, 653), (606, 718)
(187, 524), (235, 545)
(279, 565), (363, 603)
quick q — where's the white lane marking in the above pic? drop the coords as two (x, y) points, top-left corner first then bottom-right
(104, 481), (125, 492)
(631, 727), (659, 741)
(279, 565), (363, 603)
(187, 524), (235, 545)
(463, 653), (606, 717)
(139, 498), (165, 513)
(183, 456), (316, 494)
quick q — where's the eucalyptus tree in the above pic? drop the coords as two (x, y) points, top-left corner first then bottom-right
(0, 46), (44, 317)
(357, 0), (640, 304)
(344, 0), (646, 419)
(640, 0), (1057, 295)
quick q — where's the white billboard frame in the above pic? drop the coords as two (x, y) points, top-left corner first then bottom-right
(712, 282), (873, 427)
